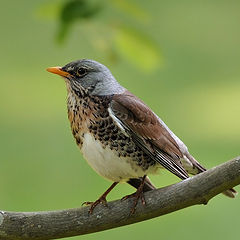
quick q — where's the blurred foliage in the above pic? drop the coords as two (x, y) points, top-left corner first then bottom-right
(111, 0), (149, 20)
(38, 0), (163, 72)
(57, 0), (102, 43)
(114, 27), (162, 71)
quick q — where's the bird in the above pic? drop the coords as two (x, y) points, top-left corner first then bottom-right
(47, 59), (237, 214)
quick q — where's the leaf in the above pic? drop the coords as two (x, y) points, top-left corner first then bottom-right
(110, 0), (150, 22)
(114, 27), (163, 72)
(56, 0), (102, 43)
(36, 2), (62, 20)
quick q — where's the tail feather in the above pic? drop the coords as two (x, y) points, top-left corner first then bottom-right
(222, 188), (238, 198)
(185, 153), (238, 198)
(127, 176), (156, 192)
(128, 154), (238, 198)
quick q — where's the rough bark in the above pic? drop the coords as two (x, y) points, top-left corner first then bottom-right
(0, 156), (239, 240)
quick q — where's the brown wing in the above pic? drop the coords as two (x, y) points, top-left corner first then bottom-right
(110, 90), (189, 180)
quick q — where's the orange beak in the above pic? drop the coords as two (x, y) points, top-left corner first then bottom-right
(46, 66), (70, 77)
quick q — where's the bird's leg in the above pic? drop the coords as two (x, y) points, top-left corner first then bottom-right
(83, 182), (118, 214)
(122, 175), (147, 214)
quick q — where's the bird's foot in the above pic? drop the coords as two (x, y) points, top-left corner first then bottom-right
(82, 182), (118, 214)
(122, 176), (147, 215)
(82, 196), (108, 214)
(122, 191), (146, 215)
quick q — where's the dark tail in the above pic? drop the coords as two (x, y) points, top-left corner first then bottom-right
(128, 176), (156, 192)
(186, 153), (238, 198)
(222, 189), (238, 198)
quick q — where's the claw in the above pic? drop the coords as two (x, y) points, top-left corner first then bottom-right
(82, 196), (108, 214)
(122, 191), (146, 215)
(122, 175), (147, 215)
(87, 196), (108, 214)
(82, 201), (94, 206)
(82, 182), (118, 214)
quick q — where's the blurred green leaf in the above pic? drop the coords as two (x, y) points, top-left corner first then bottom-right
(114, 27), (163, 72)
(110, 0), (150, 22)
(36, 2), (62, 20)
(57, 0), (102, 43)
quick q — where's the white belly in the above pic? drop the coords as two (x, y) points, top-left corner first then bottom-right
(80, 133), (147, 182)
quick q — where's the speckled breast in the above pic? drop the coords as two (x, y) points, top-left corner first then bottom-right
(67, 90), (157, 172)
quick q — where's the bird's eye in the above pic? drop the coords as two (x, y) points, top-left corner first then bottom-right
(77, 68), (87, 77)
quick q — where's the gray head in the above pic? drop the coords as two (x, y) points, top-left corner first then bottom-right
(47, 59), (125, 96)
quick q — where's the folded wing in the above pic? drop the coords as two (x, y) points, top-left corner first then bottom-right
(110, 91), (189, 180)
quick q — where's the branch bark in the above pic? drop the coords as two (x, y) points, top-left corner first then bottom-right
(0, 156), (240, 240)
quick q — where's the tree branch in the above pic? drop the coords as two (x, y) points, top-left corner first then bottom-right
(0, 156), (240, 240)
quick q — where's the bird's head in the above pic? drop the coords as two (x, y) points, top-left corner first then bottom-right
(47, 59), (125, 96)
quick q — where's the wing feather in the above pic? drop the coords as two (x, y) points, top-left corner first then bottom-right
(110, 91), (189, 180)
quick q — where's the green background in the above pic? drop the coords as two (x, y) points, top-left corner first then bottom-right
(0, 0), (239, 239)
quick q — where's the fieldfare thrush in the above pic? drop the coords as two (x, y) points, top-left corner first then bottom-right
(47, 59), (237, 214)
